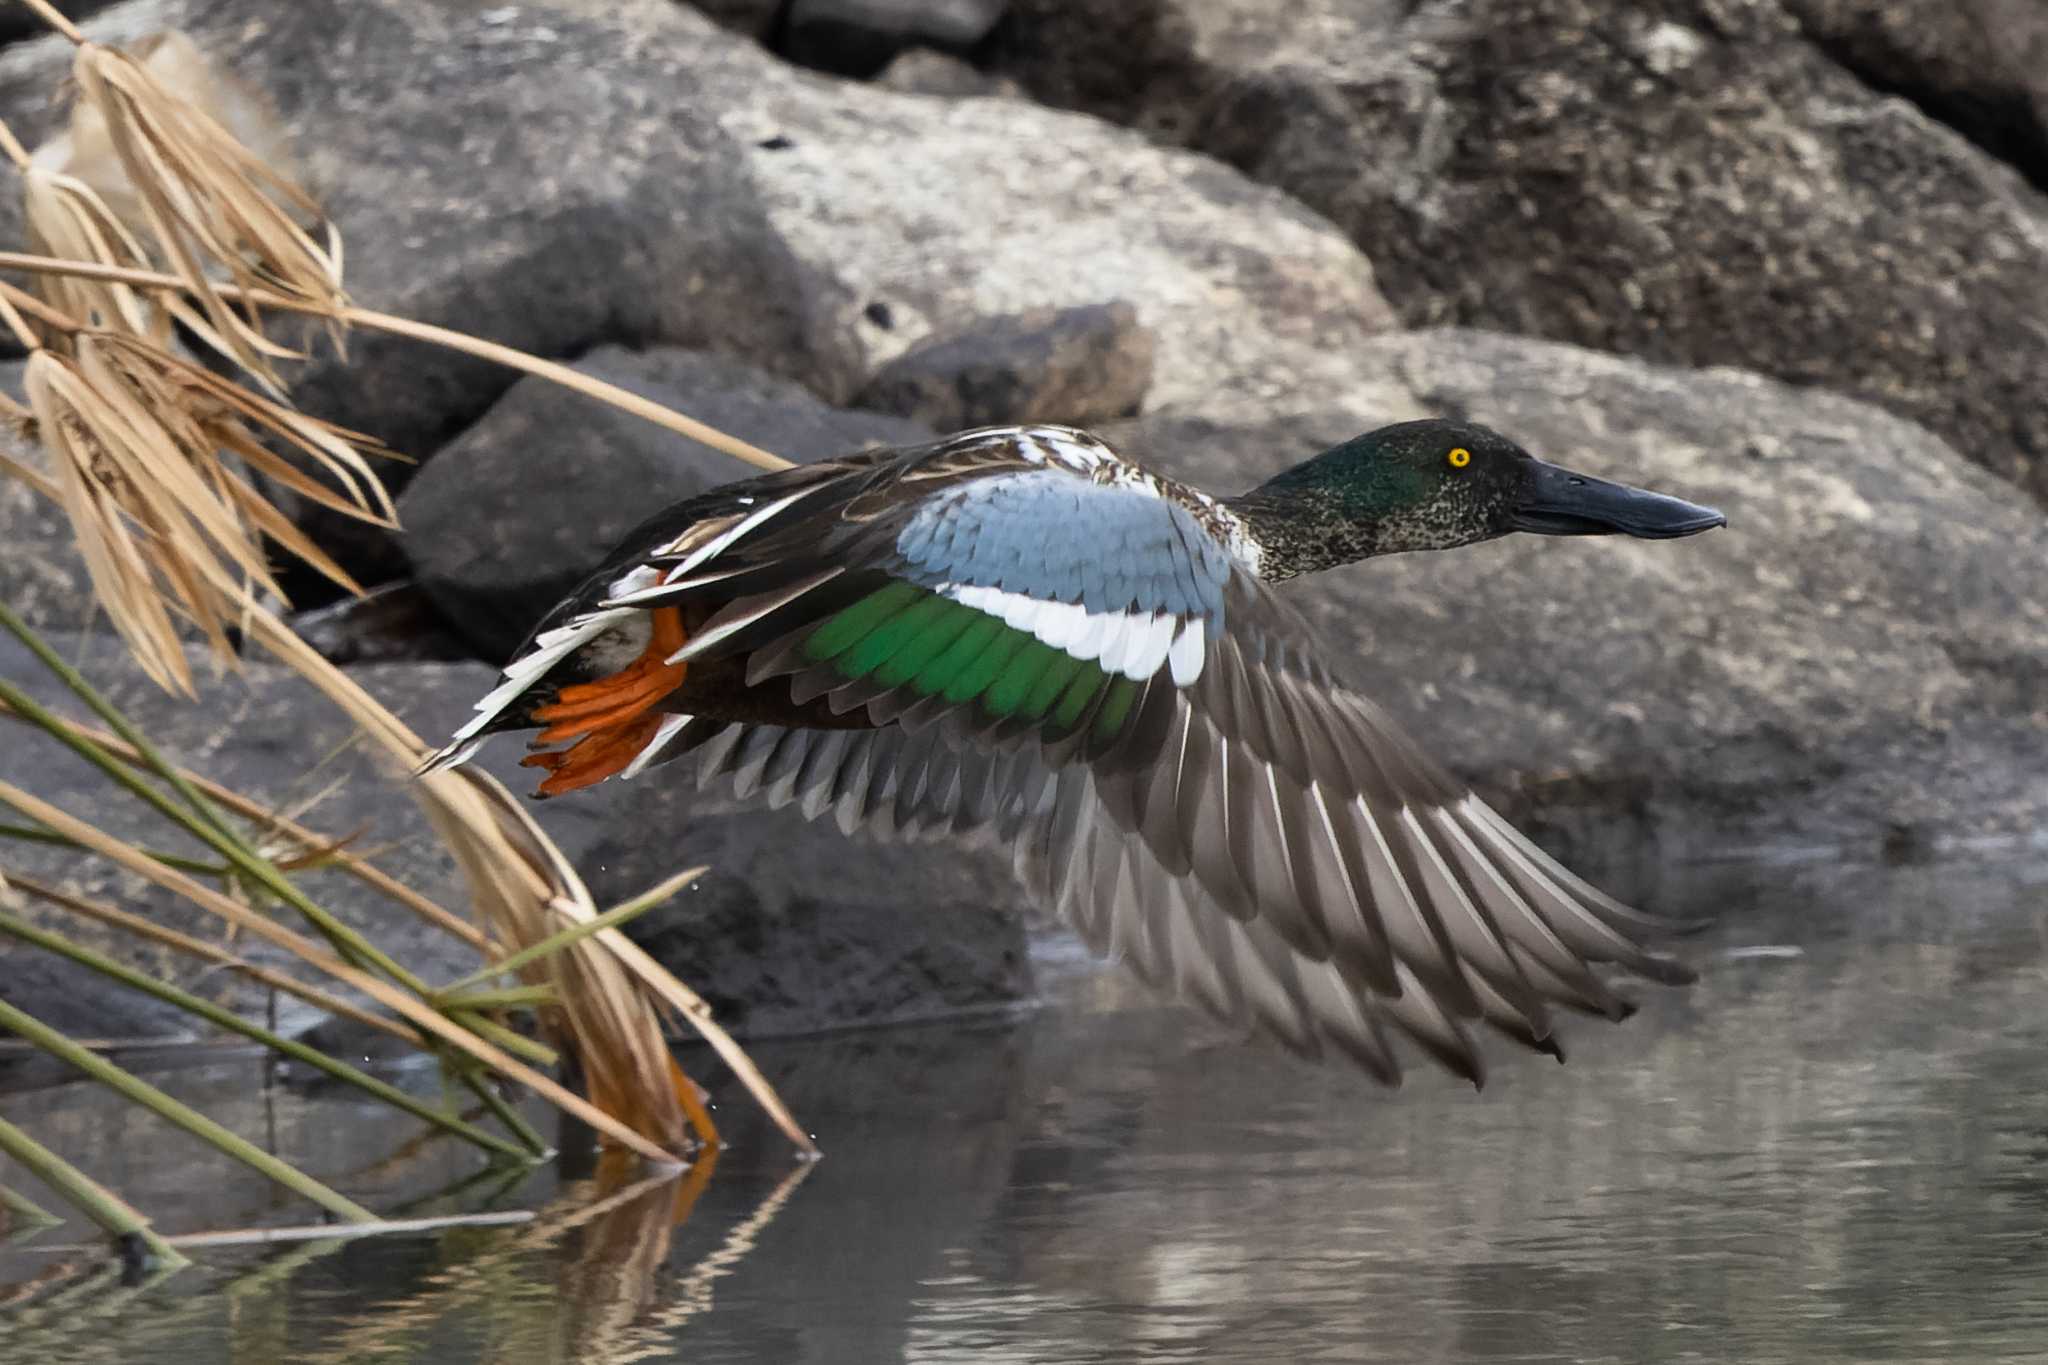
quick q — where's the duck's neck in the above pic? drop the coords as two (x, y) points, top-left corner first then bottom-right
(1221, 479), (1394, 583)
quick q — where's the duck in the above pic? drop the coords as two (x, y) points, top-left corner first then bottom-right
(423, 419), (1726, 1086)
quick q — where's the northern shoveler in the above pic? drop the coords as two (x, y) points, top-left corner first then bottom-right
(425, 419), (1726, 1085)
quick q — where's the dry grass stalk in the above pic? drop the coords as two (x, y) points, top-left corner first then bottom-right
(0, 19), (814, 1163)
(0, 708), (494, 955)
(10, 322), (390, 694)
(249, 611), (813, 1156)
(3, 116), (172, 349)
(0, 776), (678, 1164)
(0, 868), (410, 1044)
(46, 28), (343, 391)
(0, 253), (794, 474)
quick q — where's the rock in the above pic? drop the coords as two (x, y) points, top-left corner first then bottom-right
(401, 346), (932, 663)
(698, 38), (1400, 428)
(0, 0), (852, 574)
(0, 362), (96, 639)
(1104, 327), (2048, 862)
(989, 0), (2048, 506)
(0, 636), (505, 1041)
(783, 0), (1008, 77)
(682, 0), (787, 42)
(463, 739), (1033, 1042)
(0, 1), (117, 49)
(285, 582), (471, 666)
(875, 47), (1018, 97)
(1784, 0), (2048, 185)
(856, 302), (1155, 430)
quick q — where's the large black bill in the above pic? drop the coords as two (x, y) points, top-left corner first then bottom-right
(1510, 459), (1726, 539)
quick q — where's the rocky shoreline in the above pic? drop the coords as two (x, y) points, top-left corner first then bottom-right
(1, 0), (2043, 1046)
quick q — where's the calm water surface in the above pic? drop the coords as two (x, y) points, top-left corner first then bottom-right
(2, 849), (2046, 1364)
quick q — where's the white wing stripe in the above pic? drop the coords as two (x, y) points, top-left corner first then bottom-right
(939, 583), (1200, 683)
(1168, 620), (1207, 685)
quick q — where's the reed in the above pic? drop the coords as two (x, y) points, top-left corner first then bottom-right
(0, 8), (821, 1268)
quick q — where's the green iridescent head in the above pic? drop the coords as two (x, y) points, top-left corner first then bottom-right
(1226, 418), (1725, 580)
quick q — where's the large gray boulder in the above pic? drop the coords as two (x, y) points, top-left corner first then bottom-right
(0, 0), (847, 574)
(690, 35), (1401, 427)
(989, 0), (2048, 506)
(1107, 328), (2048, 862)
(855, 301), (1155, 431)
(1783, 0), (2048, 181)
(400, 346), (932, 663)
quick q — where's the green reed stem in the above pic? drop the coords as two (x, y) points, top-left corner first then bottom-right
(456, 1069), (549, 1159)
(0, 996), (377, 1223)
(434, 884), (677, 997)
(0, 819), (227, 877)
(0, 674), (427, 994)
(432, 985), (557, 1012)
(0, 1113), (187, 1268)
(0, 1179), (59, 1228)
(0, 907), (530, 1162)
(0, 602), (243, 850)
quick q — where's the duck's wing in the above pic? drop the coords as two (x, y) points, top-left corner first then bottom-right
(1012, 573), (1696, 1085)
(567, 428), (1691, 1085)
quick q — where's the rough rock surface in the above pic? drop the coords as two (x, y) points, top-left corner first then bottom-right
(876, 47), (1019, 97)
(401, 346), (932, 663)
(461, 739), (1031, 1042)
(856, 302), (1155, 431)
(1106, 328), (2048, 861)
(286, 583), (472, 666)
(0, 362), (94, 638)
(783, 0), (1009, 77)
(0, 0), (844, 572)
(989, 0), (2048, 505)
(1783, 0), (2048, 184)
(684, 0), (787, 42)
(697, 38), (1401, 426)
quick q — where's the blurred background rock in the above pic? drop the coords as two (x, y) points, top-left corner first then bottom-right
(1, 0), (2041, 1044)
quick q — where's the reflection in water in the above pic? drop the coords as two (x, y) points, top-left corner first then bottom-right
(1, 851), (2045, 1362)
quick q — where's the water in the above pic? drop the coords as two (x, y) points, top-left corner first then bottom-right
(3, 850), (2046, 1364)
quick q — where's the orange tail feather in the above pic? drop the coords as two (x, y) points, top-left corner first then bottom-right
(521, 608), (688, 797)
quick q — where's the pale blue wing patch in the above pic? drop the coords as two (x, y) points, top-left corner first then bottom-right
(893, 469), (1230, 621)
(890, 470), (1231, 684)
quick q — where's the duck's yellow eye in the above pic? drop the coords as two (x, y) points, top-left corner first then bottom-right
(1447, 447), (1471, 469)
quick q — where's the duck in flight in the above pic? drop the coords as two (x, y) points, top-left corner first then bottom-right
(424, 419), (1725, 1086)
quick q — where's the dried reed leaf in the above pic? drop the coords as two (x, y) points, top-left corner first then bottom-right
(25, 348), (207, 692)
(0, 396), (62, 502)
(0, 252), (797, 474)
(56, 32), (343, 390)
(12, 331), (392, 694)
(0, 776), (676, 1164)
(18, 162), (170, 345)
(247, 612), (813, 1156)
